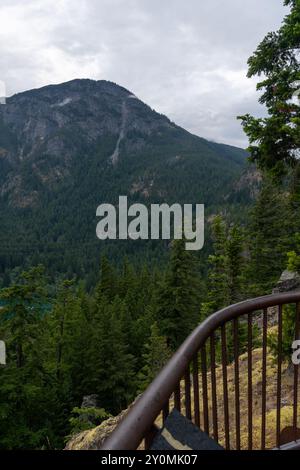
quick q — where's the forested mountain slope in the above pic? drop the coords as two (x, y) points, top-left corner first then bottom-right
(0, 79), (250, 285)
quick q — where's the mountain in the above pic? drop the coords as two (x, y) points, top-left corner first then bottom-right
(0, 79), (249, 285)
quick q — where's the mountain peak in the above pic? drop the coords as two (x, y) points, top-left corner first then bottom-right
(9, 79), (133, 104)
(0, 79), (247, 211)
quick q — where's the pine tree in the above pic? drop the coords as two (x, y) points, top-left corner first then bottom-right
(238, 0), (300, 178)
(46, 279), (91, 402)
(0, 266), (63, 449)
(201, 216), (228, 316)
(201, 218), (249, 360)
(201, 216), (244, 316)
(0, 265), (47, 369)
(156, 239), (201, 349)
(87, 297), (136, 414)
(225, 224), (244, 303)
(288, 164), (300, 239)
(138, 322), (170, 391)
(96, 256), (118, 301)
(246, 179), (288, 295)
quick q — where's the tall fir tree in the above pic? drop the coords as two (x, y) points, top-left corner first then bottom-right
(138, 322), (170, 392)
(201, 216), (228, 317)
(246, 178), (288, 295)
(156, 239), (201, 349)
(238, 0), (300, 178)
(87, 296), (136, 414)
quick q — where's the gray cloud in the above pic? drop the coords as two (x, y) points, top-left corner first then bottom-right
(0, 0), (288, 147)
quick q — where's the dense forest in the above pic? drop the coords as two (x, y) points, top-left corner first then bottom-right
(0, 0), (299, 450)
(0, 78), (248, 290)
(0, 185), (299, 449)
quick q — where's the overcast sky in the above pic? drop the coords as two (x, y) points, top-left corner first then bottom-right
(0, 0), (288, 148)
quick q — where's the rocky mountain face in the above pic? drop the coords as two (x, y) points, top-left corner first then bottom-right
(0, 80), (173, 207)
(0, 79), (248, 208)
(0, 79), (251, 282)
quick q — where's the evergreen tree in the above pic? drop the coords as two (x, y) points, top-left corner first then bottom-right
(138, 322), (170, 391)
(238, 0), (300, 178)
(0, 266), (62, 449)
(202, 216), (244, 316)
(156, 239), (201, 349)
(87, 297), (136, 414)
(246, 179), (288, 295)
(201, 216), (228, 316)
(225, 224), (244, 303)
(96, 256), (118, 301)
(201, 218), (250, 360)
(287, 167), (300, 247)
(0, 265), (47, 369)
(269, 234), (300, 362)
(46, 279), (91, 402)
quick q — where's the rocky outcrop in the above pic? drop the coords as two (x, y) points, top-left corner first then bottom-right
(263, 270), (300, 327)
(65, 398), (138, 450)
(272, 270), (300, 294)
(81, 394), (100, 409)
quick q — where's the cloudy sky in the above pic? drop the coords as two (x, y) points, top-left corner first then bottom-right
(0, 0), (288, 148)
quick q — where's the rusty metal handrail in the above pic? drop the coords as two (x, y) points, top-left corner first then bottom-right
(101, 292), (300, 450)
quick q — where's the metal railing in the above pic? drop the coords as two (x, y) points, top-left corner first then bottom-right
(101, 292), (300, 450)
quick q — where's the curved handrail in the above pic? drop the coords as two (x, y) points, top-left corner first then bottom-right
(101, 291), (300, 450)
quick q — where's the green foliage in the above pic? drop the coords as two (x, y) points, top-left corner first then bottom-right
(200, 216), (259, 360)
(1, 40), (300, 450)
(0, 266), (63, 449)
(96, 256), (118, 301)
(0, 82), (248, 287)
(0, 262), (144, 448)
(268, 232), (300, 362)
(69, 407), (109, 435)
(268, 304), (297, 362)
(287, 233), (300, 271)
(138, 322), (170, 391)
(0, 265), (47, 368)
(86, 296), (136, 414)
(238, 0), (300, 177)
(201, 216), (245, 316)
(245, 178), (289, 295)
(156, 239), (201, 349)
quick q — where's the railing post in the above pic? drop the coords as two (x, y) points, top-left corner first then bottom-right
(192, 355), (200, 428)
(201, 345), (209, 435)
(233, 319), (241, 450)
(210, 333), (218, 442)
(293, 302), (300, 440)
(261, 308), (268, 450)
(247, 313), (253, 450)
(221, 324), (230, 449)
(276, 305), (283, 448)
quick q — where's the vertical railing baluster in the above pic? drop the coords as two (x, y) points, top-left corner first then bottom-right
(162, 400), (170, 424)
(174, 381), (181, 412)
(221, 325), (230, 449)
(210, 333), (218, 441)
(261, 308), (268, 450)
(144, 424), (158, 449)
(233, 318), (241, 450)
(276, 305), (283, 448)
(293, 302), (300, 440)
(193, 355), (200, 428)
(248, 313), (253, 450)
(201, 345), (209, 434)
(184, 369), (192, 420)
